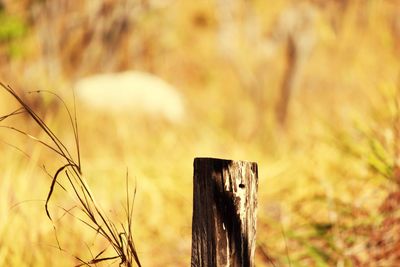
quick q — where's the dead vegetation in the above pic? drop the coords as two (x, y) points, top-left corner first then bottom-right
(1, 0), (400, 266)
(0, 83), (141, 267)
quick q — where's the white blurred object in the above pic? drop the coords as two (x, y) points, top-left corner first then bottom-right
(75, 71), (185, 123)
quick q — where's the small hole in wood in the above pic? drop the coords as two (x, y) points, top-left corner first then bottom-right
(239, 183), (245, 189)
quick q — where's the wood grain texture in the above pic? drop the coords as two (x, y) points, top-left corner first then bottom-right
(191, 158), (258, 267)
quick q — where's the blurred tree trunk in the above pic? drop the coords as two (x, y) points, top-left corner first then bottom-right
(276, 38), (302, 126)
(272, 3), (317, 127)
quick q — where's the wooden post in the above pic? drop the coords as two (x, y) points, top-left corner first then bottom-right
(191, 157), (258, 267)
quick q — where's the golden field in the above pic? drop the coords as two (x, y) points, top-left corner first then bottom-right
(1, 0), (400, 266)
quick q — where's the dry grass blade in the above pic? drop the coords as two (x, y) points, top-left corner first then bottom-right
(0, 83), (79, 169)
(0, 125), (66, 157)
(0, 107), (25, 121)
(0, 137), (69, 194)
(0, 83), (141, 267)
(75, 255), (121, 267)
(28, 89), (82, 169)
(45, 163), (78, 219)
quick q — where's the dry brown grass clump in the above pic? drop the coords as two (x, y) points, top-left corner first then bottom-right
(0, 83), (141, 267)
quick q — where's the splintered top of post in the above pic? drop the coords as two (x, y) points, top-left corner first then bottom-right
(194, 157), (257, 166)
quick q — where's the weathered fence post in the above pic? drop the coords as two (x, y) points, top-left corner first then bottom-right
(191, 157), (258, 267)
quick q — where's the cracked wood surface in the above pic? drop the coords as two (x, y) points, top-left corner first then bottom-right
(191, 158), (258, 267)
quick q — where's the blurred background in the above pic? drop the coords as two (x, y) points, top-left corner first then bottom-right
(1, 0), (400, 266)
